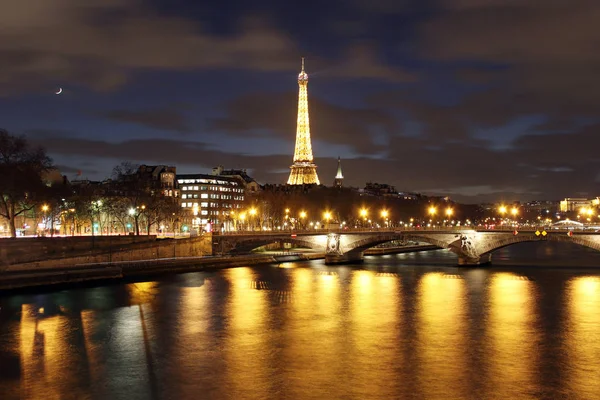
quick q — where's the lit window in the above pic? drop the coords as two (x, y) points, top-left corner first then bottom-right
(201, 194), (208, 199)
(182, 194), (187, 199)
(201, 210), (208, 215)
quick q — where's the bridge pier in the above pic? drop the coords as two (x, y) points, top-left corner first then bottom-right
(324, 252), (364, 265)
(457, 253), (492, 266)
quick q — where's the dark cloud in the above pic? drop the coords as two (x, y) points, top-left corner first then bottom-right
(209, 91), (399, 155)
(0, 1), (300, 94)
(419, 0), (600, 119)
(26, 119), (600, 202)
(102, 107), (191, 133)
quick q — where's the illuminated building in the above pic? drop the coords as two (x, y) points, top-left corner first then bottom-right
(211, 165), (260, 194)
(177, 174), (245, 232)
(287, 58), (320, 185)
(560, 198), (594, 212)
(333, 157), (344, 188)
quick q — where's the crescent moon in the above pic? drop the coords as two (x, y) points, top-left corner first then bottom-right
(55, 88), (63, 95)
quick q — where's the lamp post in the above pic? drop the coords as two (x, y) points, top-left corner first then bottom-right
(323, 211), (332, 231)
(299, 210), (307, 231)
(381, 209), (389, 229)
(249, 207), (257, 231)
(359, 208), (368, 229)
(41, 204), (49, 236)
(428, 206), (437, 227)
(445, 207), (454, 227)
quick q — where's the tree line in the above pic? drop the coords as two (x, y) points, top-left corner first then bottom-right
(0, 129), (179, 238)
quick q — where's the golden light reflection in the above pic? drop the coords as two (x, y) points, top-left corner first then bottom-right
(127, 281), (159, 305)
(416, 272), (468, 399)
(485, 272), (538, 399)
(283, 268), (345, 397)
(566, 276), (600, 398)
(222, 267), (270, 399)
(19, 304), (89, 399)
(350, 270), (400, 398)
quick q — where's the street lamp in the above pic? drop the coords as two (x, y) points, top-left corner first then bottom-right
(428, 206), (437, 222)
(323, 211), (332, 229)
(511, 207), (519, 223)
(359, 208), (368, 228)
(381, 209), (389, 228)
(299, 210), (307, 230)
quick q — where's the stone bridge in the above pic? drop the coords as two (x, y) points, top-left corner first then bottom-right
(212, 229), (600, 265)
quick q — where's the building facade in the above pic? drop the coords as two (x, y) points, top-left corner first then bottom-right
(177, 174), (245, 232)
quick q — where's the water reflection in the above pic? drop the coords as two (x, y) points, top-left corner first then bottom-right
(223, 267), (272, 399)
(19, 304), (91, 399)
(349, 270), (401, 398)
(416, 272), (468, 399)
(486, 272), (538, 399)
(2, 251), (600, 399)
(566, 276), (600, 398)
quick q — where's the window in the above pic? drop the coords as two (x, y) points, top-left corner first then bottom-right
(181, 203), (186, 208)
(201, 193), (208, 199)
(193, 194), (198, 198)
(193, 186), (199, 190)
(201, 202), (208, 207)
(201, 210), (208, 215)
(181, 194), (187, 199)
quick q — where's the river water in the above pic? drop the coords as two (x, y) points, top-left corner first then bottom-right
(1, 242), (600, 400)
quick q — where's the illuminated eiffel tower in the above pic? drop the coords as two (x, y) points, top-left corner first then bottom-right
(287, 58), (320, 185)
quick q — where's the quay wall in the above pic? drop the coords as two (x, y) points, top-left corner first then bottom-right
(0, 235), (158, 266)
(3, 235), (212, 271)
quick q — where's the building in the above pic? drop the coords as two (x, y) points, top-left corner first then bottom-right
(177, 174), (245, 232)
(211, 165), (260, 193)
(287, 58), (320, 185)
(333, 157), (344, 188)
(137, 165), (177, 197)
(559, 198), (595, 212)
(363, 182), (397, 197)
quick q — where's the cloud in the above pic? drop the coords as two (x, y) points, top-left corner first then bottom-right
(418, 0), (600, 118)
(209, 91), (400, 155)
(25, 120), (600, 202)
(102, 107), (191, 133)
(0, 1), (300, 94)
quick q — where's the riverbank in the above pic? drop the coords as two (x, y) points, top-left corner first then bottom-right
(0, 244), (436, 291)
(0, 252), (323, 291)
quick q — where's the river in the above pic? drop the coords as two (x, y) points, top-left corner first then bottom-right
(1, 241), (599, 399)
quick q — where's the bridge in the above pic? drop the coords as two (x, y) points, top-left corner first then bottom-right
(212, 228), (600, 265)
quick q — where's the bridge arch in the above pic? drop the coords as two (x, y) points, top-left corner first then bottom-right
(225, 237), (321, 254)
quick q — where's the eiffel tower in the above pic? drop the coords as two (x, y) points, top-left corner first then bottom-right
(287, 58), (320, 185)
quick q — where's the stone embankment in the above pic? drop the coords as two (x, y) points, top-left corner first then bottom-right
(0, 237), (435, 291)
(0, 252), (323, 291)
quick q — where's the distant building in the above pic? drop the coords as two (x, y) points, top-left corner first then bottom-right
(137, 165), (178, 197)
(363, 182), (397, 197)
(177, 174), (246, 232)
(333, 157), (344, 188)
(559, 198), (594, 212)
(211, 165), (260, 193)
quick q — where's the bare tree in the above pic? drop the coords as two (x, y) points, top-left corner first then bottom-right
(0, 130), (53, 237)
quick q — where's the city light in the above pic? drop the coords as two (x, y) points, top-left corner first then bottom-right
(360, 208), (368, 218)
(428, 206), (437, 216)
(499, 205), (507, 215)
(445, 207), (454, 217)
(41, 204), (49, 212)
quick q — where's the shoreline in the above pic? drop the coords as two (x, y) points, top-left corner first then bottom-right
(0, 245), (436, 292)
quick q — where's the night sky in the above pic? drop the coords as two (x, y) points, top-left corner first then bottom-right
(2, 0), (599, 203)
